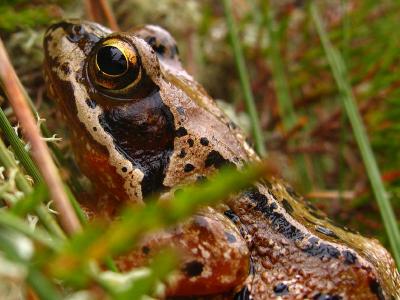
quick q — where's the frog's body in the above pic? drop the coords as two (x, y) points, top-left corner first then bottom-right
(44, 20), (399, 299)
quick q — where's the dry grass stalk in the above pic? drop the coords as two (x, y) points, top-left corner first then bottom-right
(0, 38), (81, 235)
(84, 0), (119, 31)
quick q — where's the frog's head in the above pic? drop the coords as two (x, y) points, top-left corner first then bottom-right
(44, 20), (254, 205)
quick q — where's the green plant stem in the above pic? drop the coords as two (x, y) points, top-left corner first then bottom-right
(0, 138), (65, 239)
(264, 5), (296, 129)
(311, 3), (400, 268)
(0, 106), (88, 233)
(0, 108), (42, 183)
(222, 0), (266, 157)
(262, 3), (312, 191)
(26, 268), (62, 300)
(0, 210), (60, 250)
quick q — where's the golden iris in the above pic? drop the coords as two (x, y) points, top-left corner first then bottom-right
(89, 38), (142, 93)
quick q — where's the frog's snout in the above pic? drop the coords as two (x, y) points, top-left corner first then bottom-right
(44, 20), (108, 60)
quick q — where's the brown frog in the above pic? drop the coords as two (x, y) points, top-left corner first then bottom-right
(43, 20), (400, 299)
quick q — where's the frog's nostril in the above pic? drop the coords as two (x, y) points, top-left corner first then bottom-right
(66, 24), (85, 43)
(72, 24), (83, 35)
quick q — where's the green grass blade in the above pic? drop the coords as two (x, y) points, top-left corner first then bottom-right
(10, 183), (48, 216)
(0, 107), (42, 183)
(26, 268), (62, 300)
(0, 106), (87, 235)
(263, 5), (296, 129)
(222, 0), (266, 156)
(262, 3), (312, 191)
(311, 3), (400, 268)
(0, 210), (60, 250)
(0, 137), (65, 239)
(48, 162), (268, 282)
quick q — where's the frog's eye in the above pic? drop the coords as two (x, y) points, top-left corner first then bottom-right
(88, 39), (144, 94)
(96, 46), (128, 76)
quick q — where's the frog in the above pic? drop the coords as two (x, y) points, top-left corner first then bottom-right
(43, 20), (400, 299)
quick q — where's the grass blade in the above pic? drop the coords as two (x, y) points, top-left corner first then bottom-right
(0, 38), (81, 234)
(222, 0), (266, 156)
(311, 3), (400, 268)
(0, 138), (65, 239)
(262, 3), (312, 191)
(26, 268), (62, 300)
(263, 4), (296, 129)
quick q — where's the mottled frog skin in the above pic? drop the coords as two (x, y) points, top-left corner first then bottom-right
(43, 20), (399, 299)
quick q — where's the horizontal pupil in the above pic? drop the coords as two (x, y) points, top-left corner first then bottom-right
(97, 46), (127, 76)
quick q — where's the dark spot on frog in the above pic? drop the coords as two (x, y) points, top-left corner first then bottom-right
(282, 198), (294, 215)
(307, 204), (326, 220)
(342, 250), (357, 265)
(98, 91), (174, 197)
(305, 217), (318, 226)
(184, 163), (195, 172)
(171, 44), (179, 58)
(234, 286), (251, 300)
(369, 279), (385, 300)
(178, 149), (186, 158)
(273, 283), (289, 296)
(224, 209), (241, 223)
(121, 167), (127, 173)
(247, 189), (343, 260)
(142, 246), (150, 255)
(57, 22), (100, 52)
(286, 185), (300, 198)
(245, 137), (253, 147)
(145, 36), (156, 46)
(65, 24), (84, 42)
(200, 137), (209, 146)
(205, 150), (233, 169)
(232, 156), (241, 164)
(177, 106), (185, 115)
(93, 127), (97, 131)
(227, 121), (237, 130)
(60, 62), (70, 75)
(260, 179), (272, 189)
(145, 36), (167, 56)
(249, 257), (255, 275)
(175, 126), (187, 137)
(85, 98), (97, 108)
(313, 294), (342, 300)
(315, 225), (339, 239)
(196, 175), (207, 183)
(224, 231), (237, 243)
(327, 218), (358, 235)
(183, 260), (203, 277)
(246, 189), (305, 241)
(187, 138), (194, 147)
(303, 237), (340, 260)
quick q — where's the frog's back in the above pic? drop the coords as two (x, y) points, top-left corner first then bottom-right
(140, 24), (400, 299)
(227, 183), (400, 299)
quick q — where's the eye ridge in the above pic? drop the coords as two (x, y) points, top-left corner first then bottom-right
(96, 45), (128, 76)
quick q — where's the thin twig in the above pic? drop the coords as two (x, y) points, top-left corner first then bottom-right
(306, 190), (355, 200)
(0, 38), (81, 235)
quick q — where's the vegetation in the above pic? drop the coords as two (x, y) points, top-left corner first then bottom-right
(0, 0), (399, 298)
